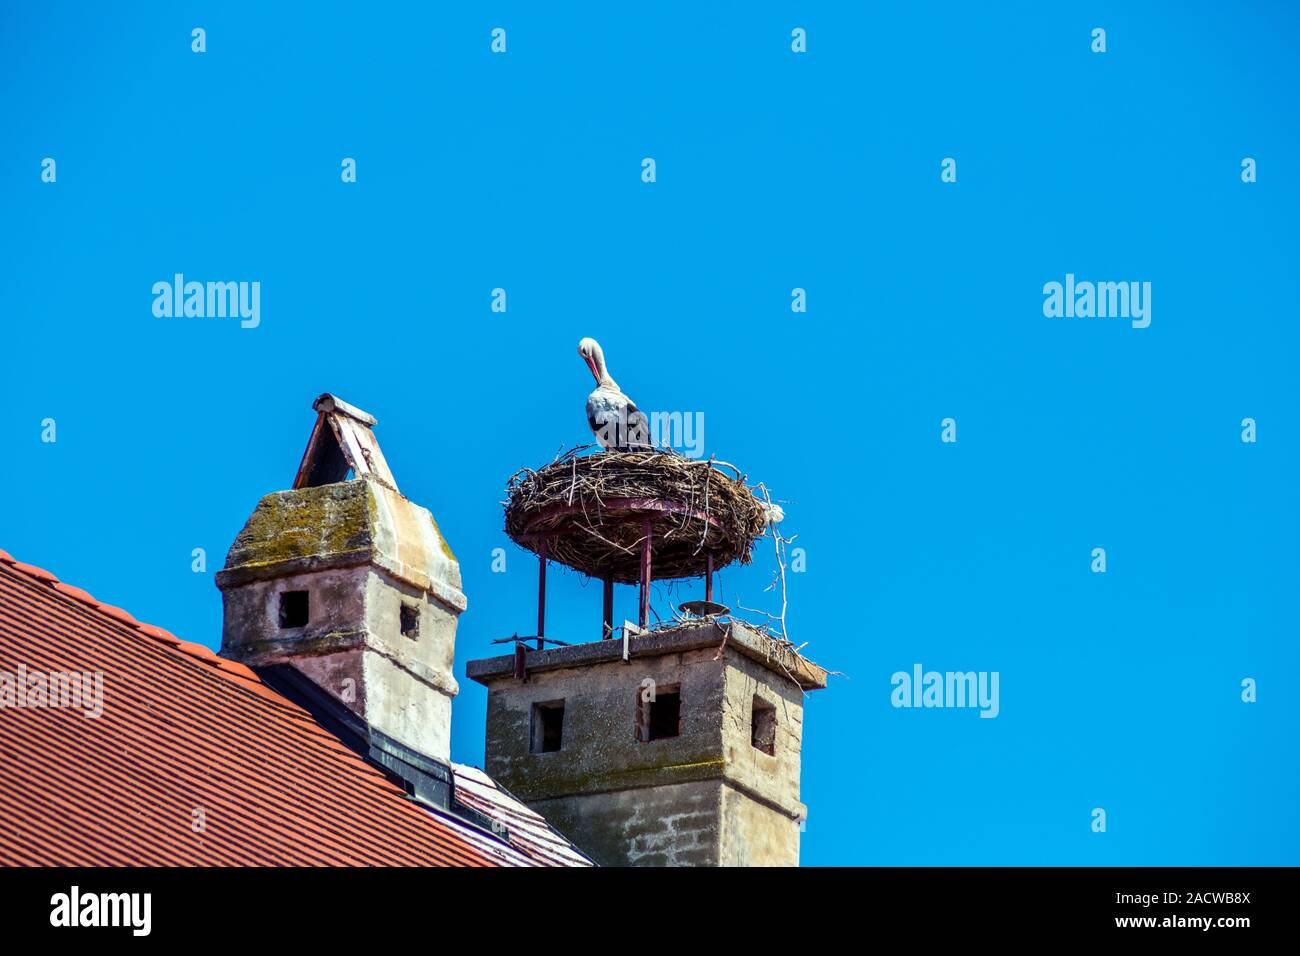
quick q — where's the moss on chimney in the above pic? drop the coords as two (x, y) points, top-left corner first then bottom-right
(224, 480), (375, 572)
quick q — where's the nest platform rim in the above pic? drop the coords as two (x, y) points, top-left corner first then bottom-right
(503, 447), (768, 584)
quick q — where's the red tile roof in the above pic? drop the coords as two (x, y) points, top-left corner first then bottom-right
(0, 549), (512, 867)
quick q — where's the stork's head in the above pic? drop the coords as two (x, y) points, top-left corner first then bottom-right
(578, 337), (610, 384)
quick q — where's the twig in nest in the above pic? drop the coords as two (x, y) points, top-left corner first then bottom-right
(504, 447), (768, 583)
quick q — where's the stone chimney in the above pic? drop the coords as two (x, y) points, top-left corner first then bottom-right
(466, 621), (826, 866)
(216, 395), (465, 762)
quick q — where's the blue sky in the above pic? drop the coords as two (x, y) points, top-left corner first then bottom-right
(2, 2), (1297, 865)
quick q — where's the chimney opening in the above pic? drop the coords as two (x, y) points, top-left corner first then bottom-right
(751, 695), (777, 755)
(637, 685), (681, 742)
(530, 700), (565, 753)
(400, 602), (420, 640)
(278, 590), (309, 629)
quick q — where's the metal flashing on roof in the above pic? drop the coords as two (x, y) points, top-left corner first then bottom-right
(255, 664), (508, 842)
(451, 763), (595, 867)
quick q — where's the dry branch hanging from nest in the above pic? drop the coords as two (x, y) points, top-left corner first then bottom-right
(504, 447), (769, 584)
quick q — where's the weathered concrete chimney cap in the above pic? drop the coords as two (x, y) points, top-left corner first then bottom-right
(467, 620), (827, 691)
(216, 395), (464, 611)
(215, 477), (464, 612)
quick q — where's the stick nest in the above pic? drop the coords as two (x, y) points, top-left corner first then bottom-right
(504, 447), (769, 583)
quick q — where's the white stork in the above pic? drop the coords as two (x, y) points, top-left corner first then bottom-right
(578, 337), (652, 451)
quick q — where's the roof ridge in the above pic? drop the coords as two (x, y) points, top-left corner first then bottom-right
(0, 547), (300, 714)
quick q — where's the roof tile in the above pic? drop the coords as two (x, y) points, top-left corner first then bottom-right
(0, 553), (511, 867)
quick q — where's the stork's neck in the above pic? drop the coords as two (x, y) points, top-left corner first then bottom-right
(590, 349), (619, 391)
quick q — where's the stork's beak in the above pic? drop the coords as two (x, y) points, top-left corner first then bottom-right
(578, 337), (605, 383)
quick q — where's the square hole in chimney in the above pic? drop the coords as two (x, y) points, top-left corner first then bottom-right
(637, 685), (681, 742)
(278, 590), (309, 629)
(400, 602), (419, 640)
(751, 696), (776, 756)
(530, 700), (565, 753)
